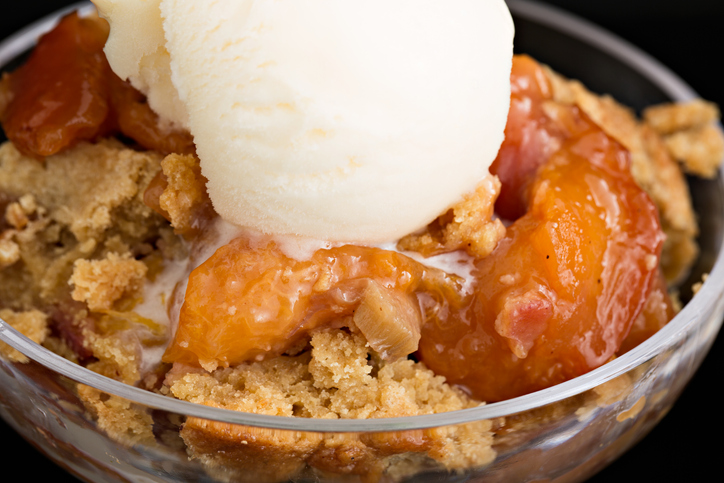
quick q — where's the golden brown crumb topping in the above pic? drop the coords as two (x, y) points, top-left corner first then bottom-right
(398, 173), (506, 258)
(0, 308), (48, 363)
(159, 153), (212, 233)
(643, 99), (719, 134)
(0, 139), (168, 309)
(77, 385), (156, 446)
(71, 252), (148, 311)
(663, 124), (724, 178)
(166, 329), (495, 479)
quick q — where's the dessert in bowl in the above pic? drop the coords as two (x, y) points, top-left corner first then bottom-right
(1, 1), (723, 482)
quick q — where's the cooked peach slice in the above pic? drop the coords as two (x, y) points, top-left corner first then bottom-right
(164, 239), (461, 371)
(418, 58), (672, 402)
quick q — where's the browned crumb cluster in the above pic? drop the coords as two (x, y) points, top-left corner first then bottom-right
(0, 139), (168, 309)
(0, 308), (47, 363)
(158, 153), (214, 234)
(644, 99), (719, 135)
(77, 384), (156, 446)
(544, 68), (712, 284)
(0, 139), (177, 447)
(71, 252), (148, 311)
(398, 173), (506, 258)
(166, 328), (495, 480)
(644, 100), (724, 178)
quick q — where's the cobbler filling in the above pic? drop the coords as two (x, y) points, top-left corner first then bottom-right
(0, 13), (675, 404)
(162, 56), (673, 402)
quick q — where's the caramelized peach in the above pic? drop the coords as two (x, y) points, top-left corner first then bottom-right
(490, 55), (591, 220)
(109, 75), (195, 155)
(0, 13), (111, 157)
(164, 238), (463, 370)
(618, 271), (675, 355)
(418, 89), (667, 403)
(0, 13), (193, 158)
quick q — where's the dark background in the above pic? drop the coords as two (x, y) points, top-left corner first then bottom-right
(0, 1), (721, 482)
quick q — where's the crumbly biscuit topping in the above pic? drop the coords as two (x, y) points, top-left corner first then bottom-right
(398, 173), (506, 259)
(0, 140), (167, 308)
(71, 252), (148, 311)
(167, 329), (495, 479)
(0, 308), (48, 363)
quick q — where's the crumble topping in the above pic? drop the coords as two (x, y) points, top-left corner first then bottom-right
(643, 100), (724, 177)
(0, 308), (48, 363)
(0, 237), (19, 268)
(644, 99), (719, 134)
(662, 124), (724, 178)
(0, 140), (168, 309)
(158, 153), (212, 235)
(70, 252), (148, 311)
(398, 173), (506, 258)
(0, 140), (162, 242)
(77, 385), (156, 447)
(166, 328), (495, 478)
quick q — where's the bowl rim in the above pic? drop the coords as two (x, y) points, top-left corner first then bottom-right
(1, 0), (723, 433)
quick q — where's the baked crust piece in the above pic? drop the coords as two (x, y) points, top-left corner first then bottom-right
(0, 139), (168, 309)
(158, 153), (214, 234)
(166, 329), (495, 480)
(643, 100), (724, 178)
(643, 99), (719, 135)
(398, 173), (506, 259)
(70, 252), (148, 311)
(0, 138), (174, 449)
(0, 308), (48, 363)
(77, 385), (156, 447)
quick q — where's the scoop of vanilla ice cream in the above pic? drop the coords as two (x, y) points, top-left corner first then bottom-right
(98, 0), (514, 243)
(93, 0), (189, 129)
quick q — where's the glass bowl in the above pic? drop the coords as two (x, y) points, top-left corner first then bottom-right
(1, 1), (723, 482)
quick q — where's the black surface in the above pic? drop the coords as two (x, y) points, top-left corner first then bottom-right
(1, 1), (723, 482)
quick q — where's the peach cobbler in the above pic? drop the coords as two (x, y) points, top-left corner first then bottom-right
(1, 6), (723, 482)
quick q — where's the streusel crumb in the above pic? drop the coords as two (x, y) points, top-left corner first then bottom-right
(0, 238), (19, 268)
(84, 330), (142, 385)
(398, 173), (505, 259)
(0, 139), (163, 242)
(643, 100), (724, 178)
(5, 201), (28, 229)
(0, 140), (166, 309)
(159, 153), (211, 234)
(663, 124), (724, 178)
(0, 308), (48, 363)
(70, 252), (148, 311)
(77, 385), (155, 447)
(643, 99), (719, 135)
(167, 329), (494, 479)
